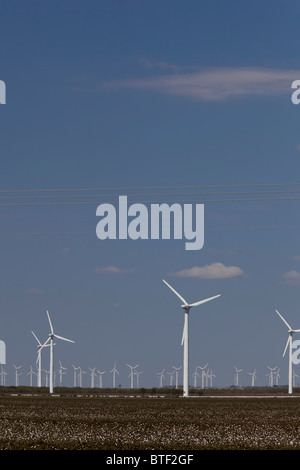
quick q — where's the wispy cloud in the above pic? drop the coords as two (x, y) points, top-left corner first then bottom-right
(94, 266), (135, 275)
(170, 262), (244, 279)
(280, 270), (300, 286)
(95, 66), (298, 102)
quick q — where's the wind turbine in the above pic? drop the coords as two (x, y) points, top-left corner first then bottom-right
(167, 370), (175, 387)
(89, 367), (96, 388)
(27, 365), (36, 387)
(97, 370), (106, 388)
(234, 366), (243, 387)
(78, 367), (86, 387)
(72, 365), (80, 387)
(31, 330), (50, 387)
(134, 370), (143, 388)
(41, 310), (75, 394)
(163, 279), (220, 397)
(157, 369), (165, 388)
(192, 367), (200, 388)
(172, 366), (182, 389)
(13, 364), (22, 386)
(275, 309), (300, 394)
(267, 366), (278, 387)
(109, 362), (119, 389)
(58, 360), (67, 386)
(127, 364), (139, 389)
(197, 364), (208, 389)
(247, 370), (257, 387)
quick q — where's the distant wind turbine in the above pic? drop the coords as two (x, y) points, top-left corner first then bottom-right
(127, 364), (139, 389)
(172, 366), (182, 389)
(13, 364), (22, 386)
(109, 362), (119, 388)
(275, 309), (300, 394)
(234, 366), (243, 387)
(247, 370), (257, 387)
(163, 279), (220, 397)
(97, 370), (106, 388)
(157, 369), (165, 388)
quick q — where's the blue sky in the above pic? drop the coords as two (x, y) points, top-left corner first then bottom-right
(1, 0), (300, 389)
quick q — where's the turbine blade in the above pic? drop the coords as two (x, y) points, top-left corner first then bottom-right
(31, 330), (41, 345)
(54, 334), (75, 343)
(162, 279), (187, 304)
(46, 310), (54, 334)
(189, 294), (221, 307)
(283, 336), (291, 357)
(275, 310), (292, 330)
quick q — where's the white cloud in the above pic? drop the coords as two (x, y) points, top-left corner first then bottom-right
(94, 266), (134, 275)
(96, 66), (298, 102)
(170, 262), (244, 279)
(280, 270), (300, 286)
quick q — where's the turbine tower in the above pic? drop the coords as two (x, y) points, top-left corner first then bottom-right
(41, 310), (75, 394)
(275, 309), (300, 394)
(163, 279), (220, 398)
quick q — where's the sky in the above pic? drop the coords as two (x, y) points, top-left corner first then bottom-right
(1, 0), (300, 389)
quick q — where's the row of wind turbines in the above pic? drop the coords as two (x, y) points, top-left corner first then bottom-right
(162, 279), (300, 396)
(6, 281), (298, 395)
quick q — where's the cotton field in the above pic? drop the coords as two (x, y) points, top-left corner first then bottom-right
(1, 395), (300, 450)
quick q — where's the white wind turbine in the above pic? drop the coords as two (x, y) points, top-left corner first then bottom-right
(31, 330), (50, 387)
(134, 370), (143, 388)
(163, 279), (220, 397)
(72, 365), (80, 387)
(234, 366), (243, 387)
(41, 310), (75, 394)
(78, 367), (86, 387)
(127, 364), (139, 389)
(247, 370), (257, 387)
(58, 360), (67, 386)
(275, 309), (300, 394)
(27, 366), (36, 387)
(167, 370), (175, 387)
(13, 364), (22, 386)
(197, 364), (208, 389)
(157, 369), (165, 388)
(89, 367), (96, 388)
(110, 362), (119, 389)
(172, 366), (182, 389)
(192, 367), (200, 388)
(97, 370), (106, 388)
(267, 366), (278, 387)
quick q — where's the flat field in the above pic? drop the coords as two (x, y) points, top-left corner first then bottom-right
(1, 395), (300, 450)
